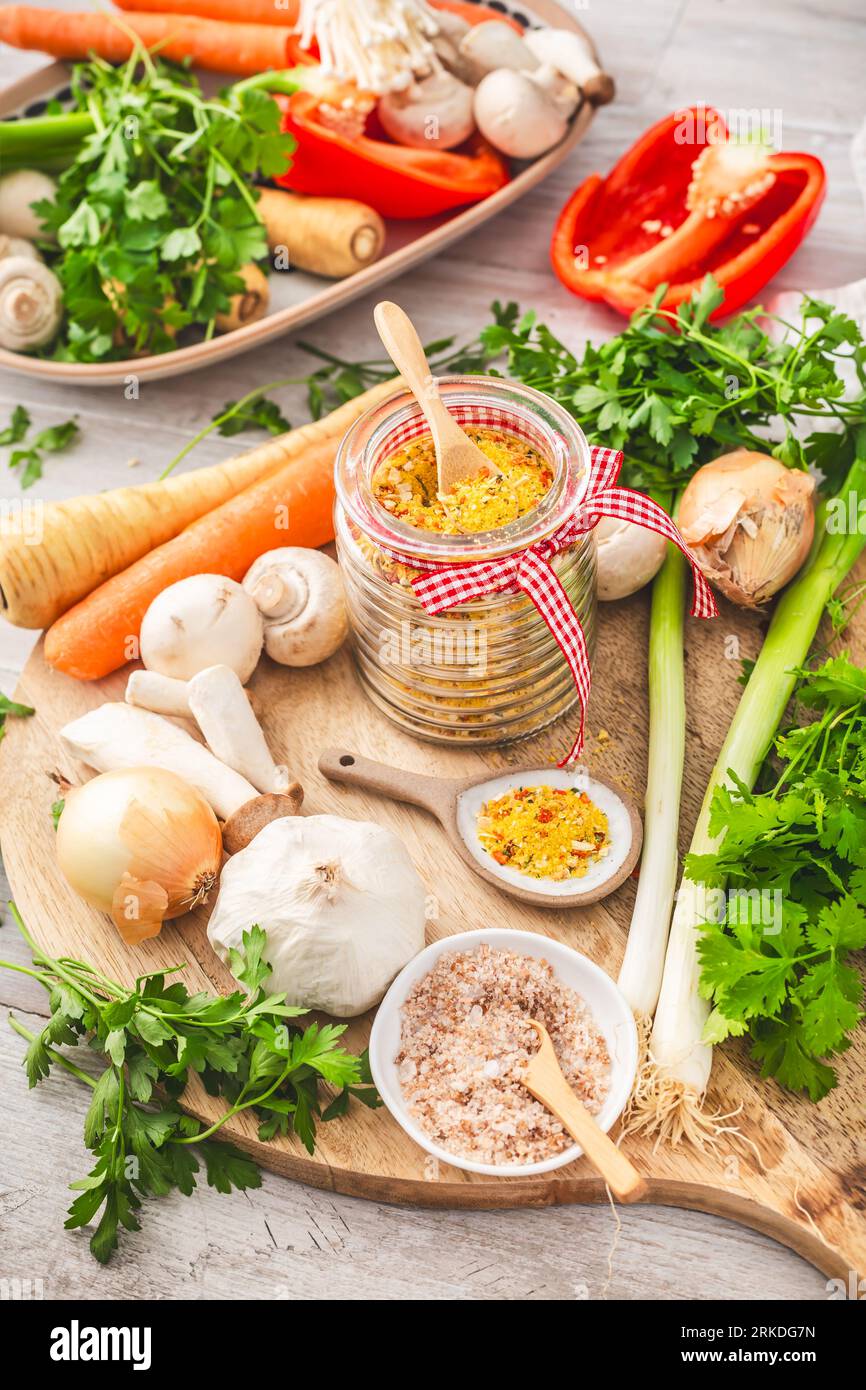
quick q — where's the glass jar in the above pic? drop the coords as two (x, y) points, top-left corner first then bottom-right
(334, 376), (596, 747)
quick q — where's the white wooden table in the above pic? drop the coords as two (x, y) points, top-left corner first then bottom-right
(1, 0), (864, 1302)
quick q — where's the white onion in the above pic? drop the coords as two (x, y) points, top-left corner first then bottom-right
(678, 451), (815, 607)
(56, 767), (223, 945)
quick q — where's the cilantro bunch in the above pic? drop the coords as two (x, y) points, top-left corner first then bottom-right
(33, 51), (294, 362)
(4, 913), (378, 1263)
(687, 657), (866, 1100)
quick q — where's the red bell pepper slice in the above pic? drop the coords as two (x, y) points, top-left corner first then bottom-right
(551, 106), (826, 319)
(275, 91), (510, 219)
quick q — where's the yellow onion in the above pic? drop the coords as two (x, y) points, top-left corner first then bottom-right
(56, 767), (223, 945)
(678, 450), (815, 607)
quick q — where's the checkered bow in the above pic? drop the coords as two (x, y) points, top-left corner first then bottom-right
(380, 445), (717, 764)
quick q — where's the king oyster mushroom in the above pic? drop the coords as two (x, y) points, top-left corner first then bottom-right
(243, 548), (348, 667)
(379, 69), (476, 150)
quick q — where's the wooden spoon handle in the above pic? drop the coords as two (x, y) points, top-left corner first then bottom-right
(318, 747), (459, 821)
(525, 1071), (647, 1203)
(373, 301), (452, 438)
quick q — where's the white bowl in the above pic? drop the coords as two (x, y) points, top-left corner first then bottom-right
(369, 928), (638, 1178)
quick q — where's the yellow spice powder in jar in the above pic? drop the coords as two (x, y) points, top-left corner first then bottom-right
(477, 785), (611, 881)
(372, 427), (553, 533)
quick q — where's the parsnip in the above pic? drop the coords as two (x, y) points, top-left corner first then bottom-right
(257, 187), (385, 279)
(0, 376), (401, 629)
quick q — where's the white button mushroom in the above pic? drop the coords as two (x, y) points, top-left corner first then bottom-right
(473, 68), (569, 160)
(379, 70), (476, 150)
(0, 255), (62, 352)
(458, 19), (536, 81)
(0, 169), (56, 241)
(243, 548), (348, 667)
(0, 234), (40, 263)
(595, 517), (668, 601)
(139, 574), (264, 683)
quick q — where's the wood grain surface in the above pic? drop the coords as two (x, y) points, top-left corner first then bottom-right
(2, 0), (865, 1303)
(1, 596), (863, 1281)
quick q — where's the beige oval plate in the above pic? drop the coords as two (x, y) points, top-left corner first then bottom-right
(318, 748), (643, 908)
(0, 0), (609, 387)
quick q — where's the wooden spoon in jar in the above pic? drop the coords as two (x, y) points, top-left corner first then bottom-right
(523, 1021), (647, 1202)
(373, 299), (500, 495)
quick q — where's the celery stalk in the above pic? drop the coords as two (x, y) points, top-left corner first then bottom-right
(640, 456), (866, 1137)
(618, 535), (686, 1019)
(0, 112), (94, 169)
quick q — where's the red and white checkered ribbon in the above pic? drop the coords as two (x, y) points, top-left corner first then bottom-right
(378, 445), (717, 765)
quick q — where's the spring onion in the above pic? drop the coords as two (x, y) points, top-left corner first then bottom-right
(617, 526), (686, 1021)
(629, 456), (866, 1144)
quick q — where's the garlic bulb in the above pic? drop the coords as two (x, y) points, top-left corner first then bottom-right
(678, 450), (815, 607)
(0, 255), (63, 351)
(56, 766), (223, 945)
(207, 814), (427, 1016)
(595, 516), (668, 600)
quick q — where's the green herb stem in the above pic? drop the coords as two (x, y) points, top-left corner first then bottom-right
(617, 496), (686, 1019)
(8, 1014), (98, 1089)
(650, 455), (866, 1093)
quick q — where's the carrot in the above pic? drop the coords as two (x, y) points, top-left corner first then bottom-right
(111, 0), (522, 34)
(0, 8), (299, 76)
(428, 1), (523, 33)
(44, 437), (340, 680)
(0, 379), (399, 630)
(256, 187), (385, 279)
(113, 0), (301, 22)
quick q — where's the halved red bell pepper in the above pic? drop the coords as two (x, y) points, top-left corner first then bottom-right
(275, 91), (509, 219)
(551, 106), (826, 319)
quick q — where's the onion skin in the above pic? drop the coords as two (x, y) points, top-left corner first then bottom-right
(678, 450), (815, 607)
(56, 766), (223, 945)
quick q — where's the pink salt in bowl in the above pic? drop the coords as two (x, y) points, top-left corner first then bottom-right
(369, 928), (639, 1178)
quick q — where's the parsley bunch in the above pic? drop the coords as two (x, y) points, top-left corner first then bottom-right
(301, 277), (866, 497)
(33, 50), (294, 362)
(3, 912), (378, 1262)
(688, 657), (866, 1100)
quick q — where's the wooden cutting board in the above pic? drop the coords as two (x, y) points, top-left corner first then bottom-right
(1, 586), (864, 1283)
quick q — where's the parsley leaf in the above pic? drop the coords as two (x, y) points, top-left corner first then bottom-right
(214, 395), (291, 437)
(3, 910), (375, 1263)
(0, 691), (34, 742)
(0, 405), (31, 445)
(692, 655), (866, 1099)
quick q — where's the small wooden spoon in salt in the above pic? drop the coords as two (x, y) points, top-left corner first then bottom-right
(373, 299), (500, 496)
(523, 1020), (647, 1203)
